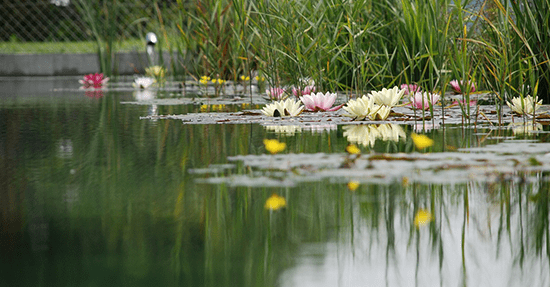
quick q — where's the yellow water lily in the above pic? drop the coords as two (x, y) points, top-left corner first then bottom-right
(347, 181), (360, 191)
(265, 194), (286, 210)
(414, 209), (433, 227)
(263, 139), (286, 154)
(506, 95), (542, 115)
(411, 133), (434, 150)
(199, 76), (211, 85)
(345, 144), (361, 155)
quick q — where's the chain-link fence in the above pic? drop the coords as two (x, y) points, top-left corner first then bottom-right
(0, 0), (181, 54)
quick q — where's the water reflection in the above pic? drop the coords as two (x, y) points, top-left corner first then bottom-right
(280, 180), (550, 287)
(0, 82), (549, 286)
(413, 120), (440, 132)
(264, 125), (302, 135)
(509, 121), (543, 135)
(343, 124), (406, 147)
(134, 89), (158, 118)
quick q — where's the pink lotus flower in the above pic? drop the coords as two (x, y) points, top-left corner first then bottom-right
(300, 92), (344, 112)
(450, 79), (475, 94)
(79, 73), (109, 89)
(410, 92), (440, 110)
(292, 85), (315, 98)
(400, 84), (421, 95)
(266, 87), (287, 100)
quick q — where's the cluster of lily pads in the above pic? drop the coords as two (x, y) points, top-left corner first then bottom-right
(77, 72), (542, 118)
(260, 78), (543, 119)
(261, 81), (442, 120)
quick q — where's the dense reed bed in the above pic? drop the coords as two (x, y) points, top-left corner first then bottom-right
(172, 0), (549, 102)
(73, 0), (549, 104)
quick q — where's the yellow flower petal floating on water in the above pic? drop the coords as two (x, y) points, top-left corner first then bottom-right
(414, 209), (433, 227)
(347, 181), (360, 191)
(263, 139), (286, 154)
(265, 194), (287, 211)
(411, 133), (434, 150)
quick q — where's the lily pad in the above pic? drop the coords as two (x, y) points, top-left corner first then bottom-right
(191, 140), (550, 186)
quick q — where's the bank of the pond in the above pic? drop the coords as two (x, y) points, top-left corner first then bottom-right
(0, 51), (181, 77)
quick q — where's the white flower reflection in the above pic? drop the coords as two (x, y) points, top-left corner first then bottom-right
(133, 90), (158, 118)
(343, 124), (406, 147)
(302, 124), (337, 133)
(264, 125), (302, 136)
(509, 122), (543, 135)
(133, 89), (157, 101)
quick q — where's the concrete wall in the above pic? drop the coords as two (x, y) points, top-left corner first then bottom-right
(0, 52), (177, 76)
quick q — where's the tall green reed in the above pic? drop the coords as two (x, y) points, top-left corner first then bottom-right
(73, 0), (121, 76)
(169, 0), (550, 105)
(475, 0), (550, 124)
(176, 0), (255, 84)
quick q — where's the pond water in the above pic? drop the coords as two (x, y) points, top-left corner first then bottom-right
(1, 78), (549, 286)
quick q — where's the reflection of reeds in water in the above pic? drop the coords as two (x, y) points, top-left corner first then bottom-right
(343, 124), (406, 147)
(413, 120), (440, 132)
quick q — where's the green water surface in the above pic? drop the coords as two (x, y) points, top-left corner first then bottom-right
(0, 78), (548, 287)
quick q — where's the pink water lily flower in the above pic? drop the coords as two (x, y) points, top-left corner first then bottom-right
(300, 92), (344, 112)
(292, 85), (315, 98)
(266, 87), (287, 100)
(410, 92), (440, 110)
(450, 79), (475, 94)
(400, 84), (421, 95)
(79, 73), (109, 89)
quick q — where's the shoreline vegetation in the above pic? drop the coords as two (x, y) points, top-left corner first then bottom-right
(3, 0), (549, 104)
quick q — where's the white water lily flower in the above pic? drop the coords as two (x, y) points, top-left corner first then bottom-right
(133, 77), (156, 89)
(506, 95), (542, 115)
(369, 86), (405, 107)
(342, 95), (392, 120)
(342, 96), (374, 120)
(369, 104), (391, 120)
(261, 98), (304, 117)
